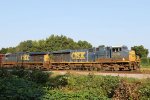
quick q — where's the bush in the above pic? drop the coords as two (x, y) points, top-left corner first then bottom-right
(30, 70), (49, 84)
(2, 68), (150, 99)
(41, 89), (109, 100)
(113, 80), (141, 100)
(11, 69), (50, 85)
(0, 77), (44, 100)
(47, 75), (68, 88)
(0, 68), (11, 77)
(139, 80), (150, 100)
(100, 76), (120, 98)
(141, 57), (150, 66)
(65, 75), (119, 98)
(41, 75), (120, 99)
(11, 69), (31, 78)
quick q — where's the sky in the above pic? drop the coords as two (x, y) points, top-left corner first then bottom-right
(0, 0), (150, 55)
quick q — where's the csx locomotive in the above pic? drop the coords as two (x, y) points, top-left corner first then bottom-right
(0, 45), (140, 71)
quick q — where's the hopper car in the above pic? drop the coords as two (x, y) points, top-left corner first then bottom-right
(0, 45), (140, 71)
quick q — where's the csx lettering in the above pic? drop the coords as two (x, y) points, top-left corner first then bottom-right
(71, 52), (85, 59)
(21, 55), (29, 60)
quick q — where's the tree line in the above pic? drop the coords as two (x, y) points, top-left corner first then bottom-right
(0, 34), (92, 53)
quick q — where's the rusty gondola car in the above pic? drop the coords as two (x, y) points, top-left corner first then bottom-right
(0, 45), (140, 71)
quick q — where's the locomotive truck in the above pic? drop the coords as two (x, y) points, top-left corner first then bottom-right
(0, 45), (140, 71)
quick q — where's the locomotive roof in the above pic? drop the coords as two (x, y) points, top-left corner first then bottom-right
(29, 52), (48, 55)
(5, 52), (49, 55)
(111, 45), (127, 48)
(52, 49), (89, 54)
(52, 49), (72, 54)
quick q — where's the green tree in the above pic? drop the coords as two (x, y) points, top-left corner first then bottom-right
(0, 48), (8, 54)
(131, 45), (149, 58)
(0, 47), (16, 54)
(7, 47), (16, 53)
(0, 34), (93, 53)
(45, 34), (91, 51)
(77, 40), (92, 49)
(16, 40), (33, 52)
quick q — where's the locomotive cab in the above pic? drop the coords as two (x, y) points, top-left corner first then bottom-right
(111, 46), (129, 60)
(112, 45), (128, 52)
(112, 47), (122, 52)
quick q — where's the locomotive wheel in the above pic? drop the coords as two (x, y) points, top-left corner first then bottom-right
(65, 65), (70, 70)
(119, 68), (124, 71)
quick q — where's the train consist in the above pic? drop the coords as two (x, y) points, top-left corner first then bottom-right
(0, 45), (140, 71)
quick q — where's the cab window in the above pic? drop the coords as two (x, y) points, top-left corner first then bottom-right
(112, 48), (122, 52)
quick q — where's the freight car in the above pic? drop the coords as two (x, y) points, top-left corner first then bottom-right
(0, 45), (140, 71)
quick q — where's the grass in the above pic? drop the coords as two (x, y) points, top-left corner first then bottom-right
(141, 65), (150, 68)
(140, 65), (150, 74)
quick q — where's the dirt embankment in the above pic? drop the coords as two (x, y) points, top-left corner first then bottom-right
(51, 70), (150, 79)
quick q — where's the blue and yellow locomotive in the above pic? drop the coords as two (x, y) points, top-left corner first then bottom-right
(0, 45), (140, 71)
(51, 45), (140, 71)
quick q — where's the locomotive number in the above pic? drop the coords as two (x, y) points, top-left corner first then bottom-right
(21, 54), (29, 60)
(71, 52), (86, 59)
